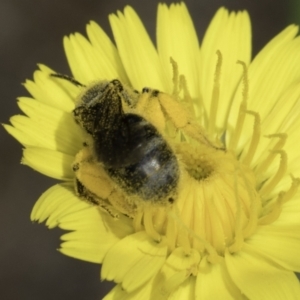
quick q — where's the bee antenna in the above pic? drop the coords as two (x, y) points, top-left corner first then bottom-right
(50, 73), (86, 87)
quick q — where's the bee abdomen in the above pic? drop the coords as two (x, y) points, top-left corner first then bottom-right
(104, 114), (179, 200)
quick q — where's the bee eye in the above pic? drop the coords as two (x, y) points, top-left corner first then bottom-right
(142, 87), (150, 93)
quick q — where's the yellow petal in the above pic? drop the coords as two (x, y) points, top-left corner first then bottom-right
(64, 33), (115, 83)
(225, 244), (300, 300)
(24, 65), (76, 112)
(152, 247), (200, 297)
(18, 96), (82, 141)
(31, 183), (133, 263)
(60, 227), (117, 264)
(248, 26), (300, 117)
(57, 205), (132, 236)
(60, 243), (103, 263)
(102, 231), (168, 292)
(157, 3), (200, 96)
(246, 223), (300, 272)
(86, 21), (129, 83)
(3, 124), (36, 147)
(109, 6), (167, 90)
(168, 277), (195, 300)
(31, 183), (88, 225)
(22, 147), (74, 180)
(7, 98), (82, 155)
(196, 259), (245, 299)
(38, 64), (80, 99)
(104, 277), (195, 300)
(275, 190), (300, 225)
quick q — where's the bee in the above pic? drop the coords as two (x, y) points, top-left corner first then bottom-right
(51, 74), (180, 216)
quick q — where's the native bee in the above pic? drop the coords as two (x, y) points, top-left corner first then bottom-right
(51, 74), (180, 216)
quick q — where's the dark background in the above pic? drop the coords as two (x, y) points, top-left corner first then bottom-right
(0, 0), (298, 299)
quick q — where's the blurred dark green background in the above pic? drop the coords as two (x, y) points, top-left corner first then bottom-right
(0, 0), (298, 299)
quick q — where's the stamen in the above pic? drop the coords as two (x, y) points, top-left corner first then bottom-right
(170, 57), (179, 97)
(228, 102), (247, 151)
(170, 204), (192, 254)
(166, 213), (177, 252)
(281, 175), (300, 204)
(228, 61), (248, 150)
(170, 57), (194, 117)
(177, 230), (192, 255)
(153, 207), (167, 233)
(242, 181), (260, 238)
(259, 192), (285, 225)
(259, 150), (287, 197)
(179, 75), (194, 114)
(255, 133), (287, 175)
(133, 210), (144, 232)
(208, 50), (222, 136)
(144, 209), (162, 242)
(167, 209), (222, 263)
(228, 169), (244, 253)
(242, 110), (261, 166)
(259, 175), (300, 225)
(205, 193), (225, 253)
(265, 133), (287, 150)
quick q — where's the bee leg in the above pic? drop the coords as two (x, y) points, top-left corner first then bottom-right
(75, 179), (119, 218)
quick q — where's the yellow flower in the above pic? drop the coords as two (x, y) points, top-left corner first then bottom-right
(5, 3), (300, 299)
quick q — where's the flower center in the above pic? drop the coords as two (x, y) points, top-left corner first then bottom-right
(175, 142), (258, 254)
(178, 143), (214, 181)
